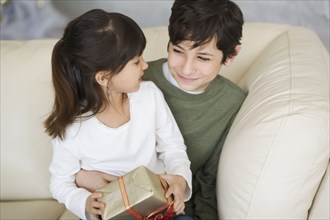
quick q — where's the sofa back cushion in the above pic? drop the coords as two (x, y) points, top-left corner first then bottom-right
(1, 40), (56, 199)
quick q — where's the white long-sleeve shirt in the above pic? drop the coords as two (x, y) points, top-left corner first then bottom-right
(49, 81), (192, 219)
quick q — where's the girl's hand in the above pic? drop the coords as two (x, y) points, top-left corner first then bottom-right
(159, 174), (187, 214)
(86, 192), (105, 219)
(75, 169), (117, 192)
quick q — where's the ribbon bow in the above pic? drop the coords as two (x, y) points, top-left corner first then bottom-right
(147, 203), (174, 220)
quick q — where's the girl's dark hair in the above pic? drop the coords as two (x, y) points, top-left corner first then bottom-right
(44, 9), (146, 139)
(169, 0), (244, 63)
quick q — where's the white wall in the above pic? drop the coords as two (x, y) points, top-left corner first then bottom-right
(1, 0), (329, 51)
(235, 0), (330, 51)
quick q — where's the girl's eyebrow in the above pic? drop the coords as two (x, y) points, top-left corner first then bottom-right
(174, 44), (185, 50)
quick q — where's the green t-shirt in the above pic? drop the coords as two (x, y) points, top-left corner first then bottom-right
(143, 58), (246, 220)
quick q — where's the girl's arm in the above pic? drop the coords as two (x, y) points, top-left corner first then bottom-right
(160, 174), (187, 214)
(151, 83), (192, 212)
(50, 138), (106, 219)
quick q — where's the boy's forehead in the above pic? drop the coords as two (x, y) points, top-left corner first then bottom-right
(175, 37), (218, 51)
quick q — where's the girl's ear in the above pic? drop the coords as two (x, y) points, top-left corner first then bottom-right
(224, 45), (241, 67)
(95, 71), (110, 87)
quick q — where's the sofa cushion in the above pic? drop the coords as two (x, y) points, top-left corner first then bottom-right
(0, 200), (65, 220)
(217, 26), (329, 219)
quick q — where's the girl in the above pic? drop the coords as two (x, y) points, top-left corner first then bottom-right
(44, 9), (192, 220)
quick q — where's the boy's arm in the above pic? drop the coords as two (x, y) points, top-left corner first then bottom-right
(193, 119), (233, 220)
(75, 169), (117, 192)
(193, 137), (224, 220)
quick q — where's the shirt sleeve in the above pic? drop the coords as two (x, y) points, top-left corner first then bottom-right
(49, 137), (91, 220)
(151, 83), (192, 201)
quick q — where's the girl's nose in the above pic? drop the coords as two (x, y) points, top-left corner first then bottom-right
(141, 57), (148, 70)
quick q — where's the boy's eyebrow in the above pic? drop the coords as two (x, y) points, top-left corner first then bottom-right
(196, 44), (214, 56)
(175, 44), (214, 56)
(197, 51), (214, 57)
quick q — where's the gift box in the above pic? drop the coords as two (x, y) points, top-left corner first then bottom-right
(97, 166), (173, 220)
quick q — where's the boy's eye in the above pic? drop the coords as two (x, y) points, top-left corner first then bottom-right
(198, 56), (210, 61)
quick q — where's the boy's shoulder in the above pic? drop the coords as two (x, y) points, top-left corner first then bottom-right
(146, 58), (167, 67)
(143, 58), (167, 80)
(215, 75), (247, 100)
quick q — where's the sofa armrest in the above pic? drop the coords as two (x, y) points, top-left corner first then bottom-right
(308, 162), (330, 220)
(217, 25), (329, 219)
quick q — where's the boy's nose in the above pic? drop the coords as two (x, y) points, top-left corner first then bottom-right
(182, 59), (195, 75)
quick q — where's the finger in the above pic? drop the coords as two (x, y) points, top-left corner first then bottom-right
(172, 194), (185, 213)
(92, 200), (105, 210)
(159, 174), (171, 183)
(91, 214), (101, 220)
(174, 200), (180, 211)
(90, 192), (103, 200)
(165, 187), (174, 199)
(103, 174), (118, 182)
(90, 207), (103, 216)
(90, 201), (105, 216)
(173, 200), (184, 214)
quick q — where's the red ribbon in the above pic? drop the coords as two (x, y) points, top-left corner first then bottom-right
(118, 175), (174, 220)
(118, 176), (143, 219)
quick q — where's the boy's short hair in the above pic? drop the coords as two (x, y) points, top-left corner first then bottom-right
(169, 0), (244, 63)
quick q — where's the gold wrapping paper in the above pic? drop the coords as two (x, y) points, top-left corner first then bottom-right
(97, 166), (173, 220)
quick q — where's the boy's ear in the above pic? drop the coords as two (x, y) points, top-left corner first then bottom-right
(224, 45), (241, 67)
(95, 71), (110, 86)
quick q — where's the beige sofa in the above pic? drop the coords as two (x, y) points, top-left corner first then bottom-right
(1, 23), (329, 220)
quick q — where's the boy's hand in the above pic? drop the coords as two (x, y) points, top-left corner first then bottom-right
(75, 169), (117, 192)
(159, 174), (187, 214)
(86, 192), (105, 219)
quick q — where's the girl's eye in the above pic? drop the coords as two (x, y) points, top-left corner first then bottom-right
(134, 60), (140, 65)
(173, 48), (183, 54)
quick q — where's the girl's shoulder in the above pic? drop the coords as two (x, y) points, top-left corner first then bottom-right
(64, 114), (94, 137)
(130, 81), (165, 104)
